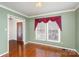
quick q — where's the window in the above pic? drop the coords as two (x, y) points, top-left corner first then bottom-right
(36, 21), (60, 43)
(36, 22), (47, 41)
(47, 21), (60, 42)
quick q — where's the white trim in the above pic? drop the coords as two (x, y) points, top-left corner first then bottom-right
(29, 4), (79, 18)
(7, 14), (26, 53)
(27, 41), (79, 55)
(73, 4), (79, 11)
(7, 14), (9, 54)
(74, 49), (79, 55)
(0, 4), (28, 18)
(28, 41), (78, 53)
(15, 19), (26, 44)
(25, 41), (79, 55)
(7, 14), (26, 21)
(0, 4), (79, 18)
(35, 22), (47, 41)
(28, 41), (79, 55)
(25, 42), (29, 45)
(0, 51), (8, 57)
(29, 9), (75, 18)
(35, 22), (61, 43)
(23, 20), (26, 45)
(47, 22), (61, 43)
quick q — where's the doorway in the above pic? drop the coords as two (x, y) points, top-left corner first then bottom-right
(8, 15), (25, 54)
(17, 22), (23, 41)
(16, 19), (25, 43)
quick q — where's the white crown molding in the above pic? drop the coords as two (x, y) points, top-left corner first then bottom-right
(73, 4), (79, 11)
(0, 4), (79, 18)
(29, 9), (75, 18)
(29, 4), (79, 18)
(0, 4), (29, 18)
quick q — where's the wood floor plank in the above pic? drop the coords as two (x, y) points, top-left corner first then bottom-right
(1, 40), (79, 57)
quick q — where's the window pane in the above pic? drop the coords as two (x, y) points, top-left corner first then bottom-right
(48, 29), (59, 41)
(36, 22), (47, 41)
(48, 21), (60, 42)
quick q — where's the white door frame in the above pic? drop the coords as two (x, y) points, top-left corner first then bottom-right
(7, 14), (26, 53)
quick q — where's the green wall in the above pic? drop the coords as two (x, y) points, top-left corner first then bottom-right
(0, 6), (79, 55)
(76, 8), (79, 52)
(28, 11), (76, 49)
(0, 7), (28, 55)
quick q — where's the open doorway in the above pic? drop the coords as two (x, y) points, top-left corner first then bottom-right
(7, 15), (25, 56)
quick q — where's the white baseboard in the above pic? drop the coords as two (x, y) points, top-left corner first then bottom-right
(25, 42), (29, 45)
(0, 42), (28, 57)
(74, 49), (79, 55)
(24, 41), (27, 45)
(28, 41), (79, 55)
(0, 51), (8, 57)
(0, 41), (78, 57)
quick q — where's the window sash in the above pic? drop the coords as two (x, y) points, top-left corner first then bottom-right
(36, 22), (60, 42)
(36, 22), (47, 41)
(47, 22), (60, 42)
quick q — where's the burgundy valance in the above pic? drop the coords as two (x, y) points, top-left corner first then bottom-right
(35, 16), (62, 31)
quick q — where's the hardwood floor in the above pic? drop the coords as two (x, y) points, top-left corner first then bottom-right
(2, 40), (79, 57)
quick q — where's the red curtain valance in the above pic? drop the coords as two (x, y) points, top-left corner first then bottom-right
(35, 16), (62, 31)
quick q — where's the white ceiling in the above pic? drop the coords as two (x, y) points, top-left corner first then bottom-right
(0, 2), (79, 17)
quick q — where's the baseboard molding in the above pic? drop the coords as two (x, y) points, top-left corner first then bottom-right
(0, 51), (8, 57)
(28, 41), (79, 55)
(0, 42), (28, 57)
(24, 41), (27, 45)
(25, 42), (29, 45)
(1, 41), (78, 57)
(74, 50), (79, 55)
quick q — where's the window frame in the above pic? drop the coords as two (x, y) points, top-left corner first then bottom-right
(35, 22), (47, 41)
(35, 22), (61, 43)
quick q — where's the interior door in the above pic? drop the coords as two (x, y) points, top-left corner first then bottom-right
(17, 22), (23, 42)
